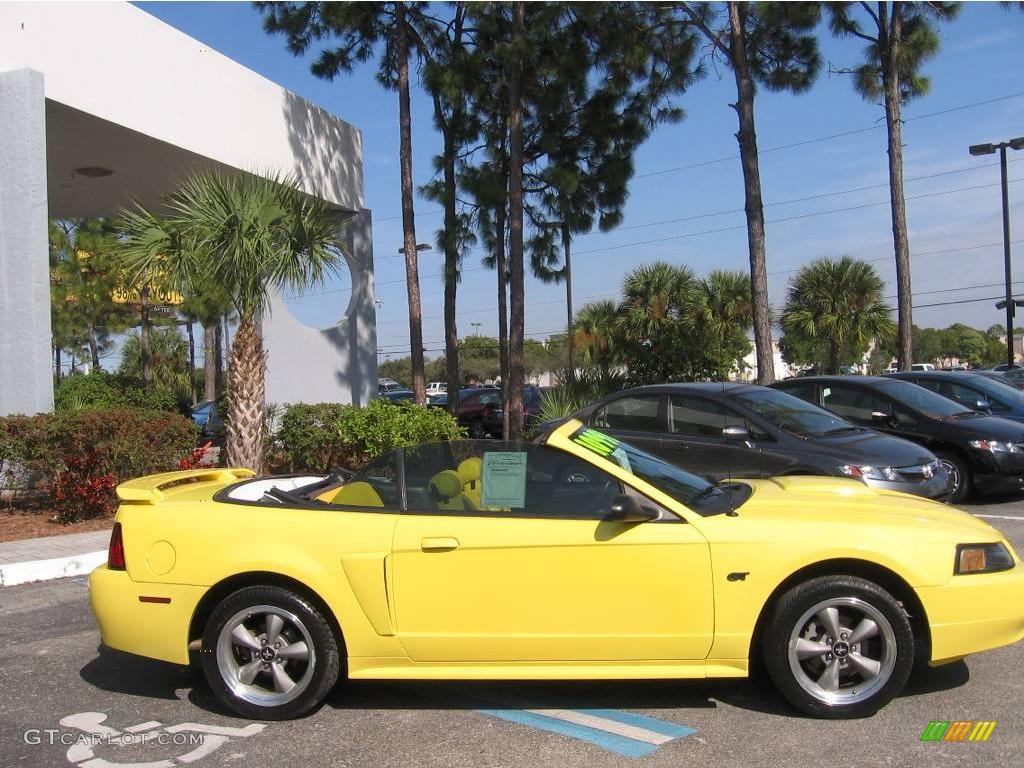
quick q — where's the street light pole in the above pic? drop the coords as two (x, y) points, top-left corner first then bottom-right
(970, 136), (1024, 367)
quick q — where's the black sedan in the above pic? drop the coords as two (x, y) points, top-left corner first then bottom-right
(560, 383), (950, 499)
(888, 370), (1024, 425)
(773, 376), (1024, 502)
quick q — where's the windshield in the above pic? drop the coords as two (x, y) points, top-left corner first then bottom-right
(731, 388), (856, 438)
(876, 380), (972, 417)
(965, 375), (1024, 405)
(570, 426), (730, 511)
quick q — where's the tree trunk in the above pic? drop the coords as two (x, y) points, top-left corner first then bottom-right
(496, 203), (511, 437)
(226, 313), (266, 474)
(396, 3), (426, 406)
(562, 225), (574, 378)
(88, 325), (100, 371)
(215, 317), (225, 399)
(505, 1), (526, 439)
(55, 345), (62, 381)
(442, 114), (461, 414)
(140, 287), (151, 391)
(727, 1), (775, 386)
(186, 319), (197, 405)
(203, 324), (217, 402)
(880, 5), (913, 371)
(829, 338), (841, 375)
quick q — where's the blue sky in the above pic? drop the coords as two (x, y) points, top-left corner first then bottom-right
(136, 1), (1024, 362)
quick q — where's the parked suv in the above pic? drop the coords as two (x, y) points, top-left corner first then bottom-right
(559, 383), (950, 499)
(773, 376), (1024, 502)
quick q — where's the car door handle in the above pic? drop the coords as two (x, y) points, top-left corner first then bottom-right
(421, 537), (460, 552)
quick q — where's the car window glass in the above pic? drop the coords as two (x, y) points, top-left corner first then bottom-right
(334, 452), (401, 510)
(669, 394), (744, 437)
(402, 441), (621, 519)
(733, 388), (851, 438)
(595, 395), (662, 432)
(779, 381), (816, 403)
(875, 380), (971, 417)
(821, 385), (889, 421)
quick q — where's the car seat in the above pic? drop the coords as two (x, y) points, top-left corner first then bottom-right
(323, 481), (384, 508)
(456, 457), (483, 506)
(428, 469), (477, 511)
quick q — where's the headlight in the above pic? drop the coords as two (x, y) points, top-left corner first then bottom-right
(839, 464), (900, 481)
(955, 543), (1015, 574)
(968, 439), (1022, 453)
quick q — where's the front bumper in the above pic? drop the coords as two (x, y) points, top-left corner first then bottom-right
(863, 467), (953, 500)
(917, 563), (1024, 664)
(89, 565), (206, 665)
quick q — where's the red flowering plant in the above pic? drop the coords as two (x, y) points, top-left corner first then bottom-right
(51, 450), (118, 523)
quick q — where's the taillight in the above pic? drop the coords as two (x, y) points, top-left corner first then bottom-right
(108, 522), (126, 570)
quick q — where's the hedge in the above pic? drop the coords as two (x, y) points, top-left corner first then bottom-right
(0, 408), (197, 522)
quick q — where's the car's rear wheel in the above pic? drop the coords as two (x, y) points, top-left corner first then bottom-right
(201, 585), (340, 720)
(763, 576), (913, 719)
(936, 451), (971, 503)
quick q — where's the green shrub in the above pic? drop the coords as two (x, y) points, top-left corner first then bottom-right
(0, 408), (197, 521)
(337, 399), (464, 465)
(269, 403), (353, 473)
(54, 372), (182, 414)
(270, 400), (464, 474)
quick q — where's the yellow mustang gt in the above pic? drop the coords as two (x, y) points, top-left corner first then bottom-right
(89, 419), (1024, 721)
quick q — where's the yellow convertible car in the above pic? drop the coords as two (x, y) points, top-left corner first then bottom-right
(89, 419), (1024, 720)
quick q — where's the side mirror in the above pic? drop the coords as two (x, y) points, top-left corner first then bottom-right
(870, 410), (892, 424)
(973, 397), (991, 413)
(722, 425), (751, 441)
(606, 494), (659, 523)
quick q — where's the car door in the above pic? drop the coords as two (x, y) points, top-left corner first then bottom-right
(819, 383), (913, 438)
(663, 393), (769, 480)
(390, 442), (714, 663)
(588, 393), (666, 457)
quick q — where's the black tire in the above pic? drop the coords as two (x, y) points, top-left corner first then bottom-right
(762, 576), (914, 719)
(468, 418), (486, 439)
(936, 451), (971, 504)
(201, 585), (341, 720)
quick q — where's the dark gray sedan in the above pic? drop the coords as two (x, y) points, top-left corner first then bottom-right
(563, 383), (950, 499)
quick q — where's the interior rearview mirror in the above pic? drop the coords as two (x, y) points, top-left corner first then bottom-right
(606, 494), (658, 523)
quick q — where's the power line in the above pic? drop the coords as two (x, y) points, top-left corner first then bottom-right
(573, 177), (1023, 257)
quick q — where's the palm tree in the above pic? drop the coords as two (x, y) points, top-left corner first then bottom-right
(116, 170), (344, 473)
(780, 256), (895, 375)
(699, 270), (754, 342)
(571, 300), (621, 383)
(618, 261), (699, 383)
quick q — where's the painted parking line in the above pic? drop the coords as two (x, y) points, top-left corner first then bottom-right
(973, 514), (1024, 521)
(475, 706), (696, 758)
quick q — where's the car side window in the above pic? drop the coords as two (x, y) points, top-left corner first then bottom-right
(592, 395), (662, 432)
(669, 394), (746, 437)
(330, 452), (401, 511)
(780, 382), (816, 404)
(821, 385), (888, 422)
(402, 442), (621, 520)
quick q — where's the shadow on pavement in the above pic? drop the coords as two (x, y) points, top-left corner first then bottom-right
(80, 645), (196, 701)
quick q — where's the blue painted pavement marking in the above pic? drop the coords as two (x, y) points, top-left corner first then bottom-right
(476, 706), (696, 758)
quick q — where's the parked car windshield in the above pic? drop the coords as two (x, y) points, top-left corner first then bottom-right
(962, 375), (1024, 405)
(569, 426), (733, 512)
(731, 388), (856, 438)
(875, 380), (972, 417)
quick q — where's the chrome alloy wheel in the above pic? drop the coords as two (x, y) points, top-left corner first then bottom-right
(937, 458), (962, 496)
(216, 605), (317, 707)
(787, 597), (897, 706)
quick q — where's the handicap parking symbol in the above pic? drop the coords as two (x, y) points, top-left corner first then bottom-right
(58, 711), (266, 767)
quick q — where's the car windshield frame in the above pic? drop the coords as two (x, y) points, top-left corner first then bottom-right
(567, 426), (742, 514)
(730, 388), (856, 438)
(874, 379), (973, 418)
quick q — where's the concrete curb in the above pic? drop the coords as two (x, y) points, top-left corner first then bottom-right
(0, 550), (106, 586)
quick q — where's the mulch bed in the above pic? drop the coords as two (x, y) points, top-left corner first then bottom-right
(0, 508), (113, 544)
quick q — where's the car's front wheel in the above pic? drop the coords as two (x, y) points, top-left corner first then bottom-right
(936, 451), (971, 504)
(763, 576), (914, 718)
(201, 585), (340, 720)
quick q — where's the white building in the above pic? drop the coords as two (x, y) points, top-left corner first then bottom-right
(0, 1), (377, 415)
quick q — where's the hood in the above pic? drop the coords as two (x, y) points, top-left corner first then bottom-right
(741, 475), (998, 538)
(806, 428), (935, 467)
(932, 412), (1024, 441)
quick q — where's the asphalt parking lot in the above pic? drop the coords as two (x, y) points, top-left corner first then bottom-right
(2, 496), (1023, 768)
